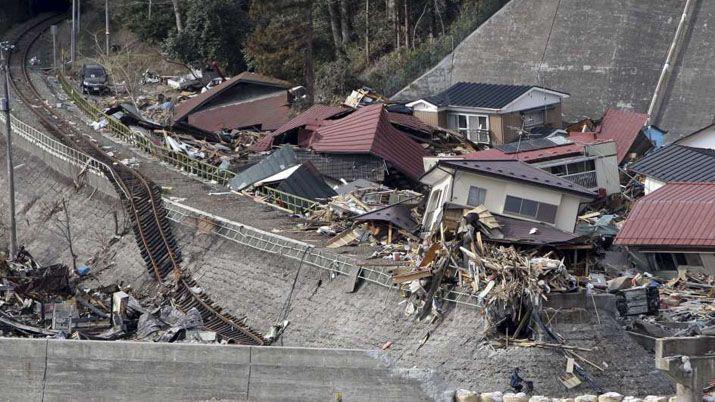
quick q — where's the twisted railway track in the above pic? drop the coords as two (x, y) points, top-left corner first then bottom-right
(5, 14), (265, 345)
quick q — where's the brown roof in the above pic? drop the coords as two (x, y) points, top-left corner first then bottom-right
(615, 182), (715, 249)
(433, 159), (597, 198)
(309, 105), (427, 180)
(173, 72), (292, 123)
(187, 92), (291, 132)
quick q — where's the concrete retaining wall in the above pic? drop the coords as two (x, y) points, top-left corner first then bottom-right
(0, 337), (431, 401)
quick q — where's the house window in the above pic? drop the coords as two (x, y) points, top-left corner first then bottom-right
(522, 110), (545, 128)
(447, 113), (489, 136)
(466, 186), (487, 207)
(503, 195), (558, 223)
(547, 159), (596, 176)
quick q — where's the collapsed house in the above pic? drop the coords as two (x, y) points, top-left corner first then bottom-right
(629, 144), (715, 194)
(615, 182), (715, 273)
(406, 82), (570, 145)
(172, 72), (296, 134)
(456, 135), (621, 195)
(253, 104), (427, 185)
(419, 159), (597, 238)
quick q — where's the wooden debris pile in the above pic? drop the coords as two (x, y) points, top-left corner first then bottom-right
(393, 214), (577, 335)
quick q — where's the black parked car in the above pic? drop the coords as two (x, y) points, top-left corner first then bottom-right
(80, 63), (109, 95)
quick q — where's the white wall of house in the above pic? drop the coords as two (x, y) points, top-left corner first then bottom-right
(675, 125), (715, 149)
(585, 142), (620, 195)
(499, 89), (565, 114)
(644, 176), (666, 195)
(447, 170), (585, 232)
(702, 254), (715, 275)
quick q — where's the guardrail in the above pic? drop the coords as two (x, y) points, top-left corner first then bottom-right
(58, 73), (235, 185)
(0, 111), (124, 198)
(255, 186), (320, 214)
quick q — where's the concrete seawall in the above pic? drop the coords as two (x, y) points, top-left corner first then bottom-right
(0, 337), (431, 401)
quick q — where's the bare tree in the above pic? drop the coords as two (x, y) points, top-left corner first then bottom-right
(53, 198), (78, 272)
(339, 0), (352, 44)
(304, 4), (315, 104)
(327, 0), (342, 52)
(171, 0), (183, 32)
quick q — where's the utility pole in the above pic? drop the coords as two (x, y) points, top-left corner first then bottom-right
(105, 0), (110, 55)
(0, 42), (18, 259)
(51, 25), (58, 70)
(70, 0), (76, 64)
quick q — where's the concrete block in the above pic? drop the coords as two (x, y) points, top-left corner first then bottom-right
(503, 392), (528, 402)
(528, 397), (550, 402)
(575, 396), (598, 402)
(0, 337), (47, 401)
(643, 397), (667, 402)
(599, 393), (623, 402)
(622, 398), (643, 402)
(481, 391), (503, 402)
(455, 388), (479, 402)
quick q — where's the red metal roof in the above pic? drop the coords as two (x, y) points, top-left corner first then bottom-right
(463, 143), (585, 162)
(615, 182), (715, 249)
(173, 72), (292, 123)
(310, 104), (427, 179)
(252, 104), (348, 151)
(596, 109), (648, 163)
(187, 92), (291, 132)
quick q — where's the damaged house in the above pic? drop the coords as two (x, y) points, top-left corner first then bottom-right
(172, 72), (296, 134)
(629, 144), (715, 194)
(406, 82), (570, 145)
(419, 159), (597, 236)
(454, 135), (621, 195)
(253, 104), (427, 185)
(571, 108), (652, 165)
(615, 182), (715, 274)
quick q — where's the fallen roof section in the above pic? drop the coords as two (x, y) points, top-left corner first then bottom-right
(629, 145), (715, 183)
(310, 104), (427, 180)
(430, 159), (597, 198)
(173, 72), (292, 123)
(355, 204), (419, 232)
(252, 104), (349, 152)
(187, 92), (291, 132)
(595, 108), (649, 164)
(271, 162), (337, 201)
(228, 146), (298, 191)
(615, 182), (715, 249)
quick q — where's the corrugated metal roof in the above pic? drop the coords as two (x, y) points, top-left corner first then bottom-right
(424, 82), (534, 109)
(228, 146), (298, 191)
(187, 92), (291, 132)
(614, 182), (715, 248)
(252, 104), (348, 152)
(274, 162), (337, 201)
(173, 72), (291, 123)
(310, 105), (427, 180)
(493, 214), (581, 245)
(435, 159), (597, 198)
(596, 108), (649, 163)
(355, 205), (419, 232)
(630, 145), (715, 183)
